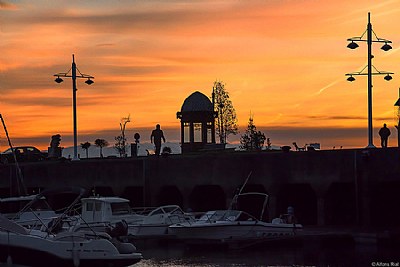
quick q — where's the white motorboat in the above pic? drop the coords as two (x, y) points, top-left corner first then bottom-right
(0, 194), (57, 230)
(0, 214), (142, 267)
(169, 192), (302, 247)
(74, 196), (195, 239)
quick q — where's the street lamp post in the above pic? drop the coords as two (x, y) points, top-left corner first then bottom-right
(119, 115), (131, 157)
(394, 88), (400, 147)
(54, 54), (94, 160)
(345, 12), (393, 148)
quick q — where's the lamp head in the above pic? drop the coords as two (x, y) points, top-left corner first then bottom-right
(85, 79), (94, 85)
(347, 76), (356, 82)
(347, 41), (359, 49)
(381, 43), (392, 52)
(54, 76), (63, 83)
(384, 74), (393, 81)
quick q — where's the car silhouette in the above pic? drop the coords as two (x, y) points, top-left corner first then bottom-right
(0, 146), (48, 164)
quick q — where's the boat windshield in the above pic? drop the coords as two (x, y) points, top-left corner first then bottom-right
(111, 202), (131, 215)
(198, 210), (228, 222)
(163, 206), (183, 214)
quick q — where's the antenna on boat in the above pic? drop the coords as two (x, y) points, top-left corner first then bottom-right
(0, 114), (26, 196)
(229, 171), (252, 209)
(238, 171), (252, 196)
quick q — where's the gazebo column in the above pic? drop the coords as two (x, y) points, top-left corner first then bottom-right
(202, 121), (207, 143)
(189, 122), (194, 143)
(211, 120), (216, 143)
(180, 121), (185, 145)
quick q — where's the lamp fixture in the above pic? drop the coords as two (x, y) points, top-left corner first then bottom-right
(347, 41), (359, 49)
(55, 76), (63, 83)
(85, 78), (94, 85)
(381, 43), (392, 51)
(384, 74), (393, 81)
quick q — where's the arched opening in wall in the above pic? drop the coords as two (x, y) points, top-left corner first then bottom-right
(45, 189), (86, 214)
(121, 186), (144, 207)
(189, 185), (226, 212)
(0, 188), (10, 198)
(236, 183), (267, 194)
(233, 184), (268, 221)
(277, 183), (317, 225)
(325, 182), (356, 225)
(370, 181), (400, 227)
(90, 186), (114, 197)
(155, 186), (183, 207)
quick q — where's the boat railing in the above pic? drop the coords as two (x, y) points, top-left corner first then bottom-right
(130, 206), (158, 215)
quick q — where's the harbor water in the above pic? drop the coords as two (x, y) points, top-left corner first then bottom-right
(133, 239), (399, 267)
(1, 238), (398, 267)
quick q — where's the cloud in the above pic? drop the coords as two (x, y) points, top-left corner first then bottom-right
(314, 80), (341, 95)
(0, 0), (17, 10)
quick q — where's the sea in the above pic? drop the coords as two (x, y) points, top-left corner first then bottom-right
(1, 239), (398, 267)
(132, 239), (398, 267)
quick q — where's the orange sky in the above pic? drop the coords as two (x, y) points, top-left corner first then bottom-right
(1, 0), (400, 150)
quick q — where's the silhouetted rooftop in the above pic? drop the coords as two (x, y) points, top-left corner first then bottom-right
(181, 91), (213, 112)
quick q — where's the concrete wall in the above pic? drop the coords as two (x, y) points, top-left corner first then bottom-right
(1, 147), (399, 227)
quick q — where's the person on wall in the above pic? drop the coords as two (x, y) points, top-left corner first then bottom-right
(150, 124), (166, 156)
(379, 123), (391, 148)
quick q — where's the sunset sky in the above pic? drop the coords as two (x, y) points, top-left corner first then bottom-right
(1, 0), (400, 151)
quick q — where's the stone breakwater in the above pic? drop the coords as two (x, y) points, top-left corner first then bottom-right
(1, 147), (399, 227)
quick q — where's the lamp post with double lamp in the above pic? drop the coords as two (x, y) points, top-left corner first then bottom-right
(394, 89), (400, 147)
(54, 54), (94, 160)
(345, 12), (393, 148)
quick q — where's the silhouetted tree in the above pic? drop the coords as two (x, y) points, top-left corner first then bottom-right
(94, 138), (109, 158)
(240, 115), (266, 151)
(212, 81), (238, 144)
(80, 141), (91, 158)
(114, 135), (126, 157)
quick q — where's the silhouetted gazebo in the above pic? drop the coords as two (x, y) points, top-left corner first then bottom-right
(177, 91), (218, 154)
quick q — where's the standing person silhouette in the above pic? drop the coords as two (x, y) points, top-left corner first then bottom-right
(379, 123), (391, 148)
(150, 124), (166, 156)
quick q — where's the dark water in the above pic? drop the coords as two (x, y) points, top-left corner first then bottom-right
(1, 240), (398, 267)
(135, 240), (399, 267)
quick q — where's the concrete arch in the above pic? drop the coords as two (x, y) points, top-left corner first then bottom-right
(324, 182), (356, 225)
(189, 185), (226, 212)
(155, 185), (183, 207)
(277, 183), (317, 225)
(233, 184), (268, 221)
(121, 186), (144, 207)
(237, 183), (267, 194)
(0, 188), (10, 198)
(370, 181), (400, 227)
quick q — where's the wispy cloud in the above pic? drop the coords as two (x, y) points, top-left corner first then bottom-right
(314, 80), (342, 96)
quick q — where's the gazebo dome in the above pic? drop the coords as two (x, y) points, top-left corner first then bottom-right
(181, 91), (213, 112)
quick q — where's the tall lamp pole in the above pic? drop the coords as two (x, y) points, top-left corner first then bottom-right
(394, 88), (400, 147)
(345, 12), (393, 148)
(54, 54), (94, 160)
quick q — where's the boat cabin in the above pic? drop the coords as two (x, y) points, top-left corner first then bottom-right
(80, 197), (131, 223)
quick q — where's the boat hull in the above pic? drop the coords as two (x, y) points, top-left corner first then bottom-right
(0, 232), (142, 267)
(170, 221), (302, 244)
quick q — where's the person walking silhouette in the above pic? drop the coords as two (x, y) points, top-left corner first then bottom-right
(379, 123), (391, 148)
(150, 124), (166, 156)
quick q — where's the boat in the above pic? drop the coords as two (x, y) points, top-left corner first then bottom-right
(0, 194), (58, 230)
(73, 196), (195, 239)
(0, 213), (142, 267)
(168, 192), (302, 248)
